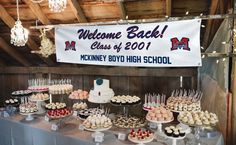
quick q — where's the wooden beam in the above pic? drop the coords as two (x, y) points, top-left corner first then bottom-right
(68, 0), (87, 23)
(22, 0), (54, 37)
(0, 67), (197, 77)
(117, 0), (126, 20)
(0, 4), (54, 66)
(166, 0), (171, 16)
(0, 58), (6, 66)
(202, 0), (219, 48)
(0, 37), (31, 66)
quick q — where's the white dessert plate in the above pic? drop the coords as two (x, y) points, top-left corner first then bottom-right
(146, 117), (174, 124)
(84, 125), (112, 132)
(128, 135), (154, 144)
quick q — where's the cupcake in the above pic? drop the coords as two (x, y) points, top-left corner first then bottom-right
(179, 130), (185, 137)
(173, 131), (179, 137)
(166, 129), (172, 136)
(164, 127), (170, 134)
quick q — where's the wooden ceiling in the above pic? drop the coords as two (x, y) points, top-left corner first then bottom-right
(0, 0), (232, 66)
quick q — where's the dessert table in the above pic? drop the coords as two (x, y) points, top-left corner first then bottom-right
(0, 114), (224, 145)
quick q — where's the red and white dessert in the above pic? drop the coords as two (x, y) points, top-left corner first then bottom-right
(128, 129), (154, 141)
(47, 108), (72, 119)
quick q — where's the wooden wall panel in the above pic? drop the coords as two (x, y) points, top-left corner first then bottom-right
(0, 67), (197, 108)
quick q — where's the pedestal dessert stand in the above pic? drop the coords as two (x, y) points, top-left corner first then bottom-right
(146, 117), (174, 143)
(164, 134), (186, 145)
(88, 97), (109, 111)
(177, 118), (211, 145)
(29, 97), (49, 114)
(20, 111), (38, 121)
(69, 98), (87, 111)
(110, 102), (141, 118)
(128, 136), (154, 145)
(146, 117), (174, 134)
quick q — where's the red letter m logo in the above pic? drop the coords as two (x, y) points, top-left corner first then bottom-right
(65, 41), (76, 51)
(170, 37), (190, 51)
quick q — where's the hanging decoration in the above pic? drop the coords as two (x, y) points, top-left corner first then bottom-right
(48, 0), (67, 12)
(10, 0), (29, 46)
(31, 29), (55, 58)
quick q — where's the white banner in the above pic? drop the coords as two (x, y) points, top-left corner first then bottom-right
(55, 19), (202, 67)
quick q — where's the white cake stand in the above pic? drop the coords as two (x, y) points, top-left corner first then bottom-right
(164, 135), (186, 145)
(29, 97), (49, 114)
(146, 117), (174, 133)
(84, 126), (112, 132)
(20, 111), (38, 121)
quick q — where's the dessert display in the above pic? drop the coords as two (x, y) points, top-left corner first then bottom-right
(72, 102), (87, 110)
(78, 108), (104, 120)
(69, 89), (89, 100)
(110, 95), (141, 105)
(49, 84), (73, 94)
(19, 102), (38, 113)
(12, 90), (32, 97)
(128, 129), (154, 142)
(45, 102), (66, 110)
(83, 114), (112, 130)
(47, 108), (72, 119)
(164, 125), (186, 138)
(4, 99), (19, 106)
(28, 78), (49, 92)
(166, 90), (202, 112)
(178, 111), (219, 126)
(88, 78), (114, 103)
(29, 93), (49, 101)
(143, 93), (166, 111)
(113, 115), (146, 128)
(146, 106), (173, 122)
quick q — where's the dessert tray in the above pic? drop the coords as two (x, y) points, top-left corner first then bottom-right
(177, 111), (218, 127)
(128, 136), (154, 144)
(72, 102), (87, 111)
(166, 89), (202, 112)
(28, 78), (49, 93)
(29, 93), (50, 102)
(146, 106), (174, 123)
(84, 126), (112, 132)
(45, 102), (67, 110)
(163, 125), (186, 139)
(113, 115), (146, 129)
(12, 90), (32, 97)
(143, 93), (166, 111)
(78, 108), (104, 120)
(128, 129), (154, 145)
(110, 95), (141, 106)
(46, 108), (73, 119)
(4, 99), (20, 107)
(83, 114), (112, 132)
(146, 117), (174, 124)
(69, 89), (89, 100)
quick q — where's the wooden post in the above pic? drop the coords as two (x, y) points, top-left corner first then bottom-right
(230, 1), (236, 144)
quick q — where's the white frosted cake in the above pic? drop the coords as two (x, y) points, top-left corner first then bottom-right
(88, 78), (114, 103)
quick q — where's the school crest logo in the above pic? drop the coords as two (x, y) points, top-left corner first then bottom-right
(65, 41), (76, 51)
(170, 37), (190, 51)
